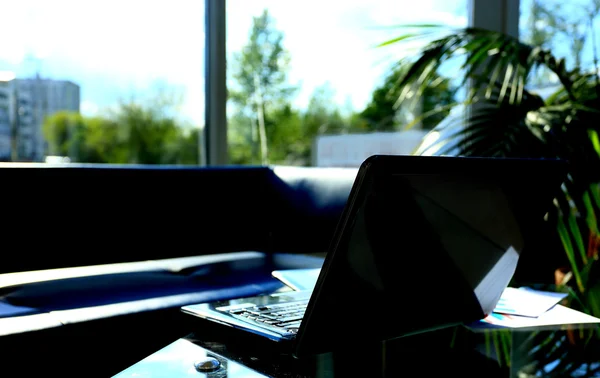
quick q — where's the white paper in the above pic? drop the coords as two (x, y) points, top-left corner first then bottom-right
(271, 268), (321, 292)
(493, 287), (568, 317)
(479, 304), (600, 329)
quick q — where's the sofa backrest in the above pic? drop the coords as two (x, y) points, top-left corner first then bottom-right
(0, 164), (357, 273)
(268, 166), (358, 253)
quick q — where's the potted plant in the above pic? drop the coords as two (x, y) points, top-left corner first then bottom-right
(384, 26), (600, 376)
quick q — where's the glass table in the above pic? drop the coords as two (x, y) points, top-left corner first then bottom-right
(113, 282), (600, 377)
(114, 315), (600, 377)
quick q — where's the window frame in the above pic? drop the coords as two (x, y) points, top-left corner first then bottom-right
(203, 0), (521, 166)
(204, 0), (228, 166)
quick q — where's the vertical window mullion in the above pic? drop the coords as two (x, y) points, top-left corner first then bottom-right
(205, 0), (228, 166)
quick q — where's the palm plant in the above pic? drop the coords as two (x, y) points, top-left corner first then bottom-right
(384, 26), (600, 376)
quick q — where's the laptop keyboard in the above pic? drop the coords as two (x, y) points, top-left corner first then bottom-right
(228, 300), (308, 334)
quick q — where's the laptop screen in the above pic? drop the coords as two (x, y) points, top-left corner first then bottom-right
(295, 155), (566, 357)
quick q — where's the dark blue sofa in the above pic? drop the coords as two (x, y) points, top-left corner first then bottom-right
(0, 164), (358, 376)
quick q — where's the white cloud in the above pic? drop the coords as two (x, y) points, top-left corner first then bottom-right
(227, 0), (468, 110)
(80, 100), (99, 116)
(0, 0), (468, 125)
(0, 0), (205, 123)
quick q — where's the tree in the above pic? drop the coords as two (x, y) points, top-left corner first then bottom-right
(43, 111), (81, 157)
(43, 111), (122, 163)
(228, 105), (306, 166)
(265, 104), (304, 164)
(78, 116), (125, 163)
(115, 102), (181, 164)
(43, 104), (200, 165)
(284, 83), (351, 164)
(228, 112), (256, 165)
(229, 9), (296, 165)
(359, 65), (456, 131)
(303, 83), (347, 136)
(524, 0), (600, 83)
(176, 128), (200, 165)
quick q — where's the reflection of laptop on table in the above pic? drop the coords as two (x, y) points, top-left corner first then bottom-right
(182, 155), (567, 358)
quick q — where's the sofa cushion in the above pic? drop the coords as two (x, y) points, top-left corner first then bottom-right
(0, 252), (324, 335)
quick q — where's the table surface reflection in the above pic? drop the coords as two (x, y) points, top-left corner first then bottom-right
(114, 319), (600, 378)
(115, 280), (600, 378)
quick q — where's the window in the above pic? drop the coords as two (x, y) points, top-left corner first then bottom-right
(0, 0), (204, 164)
(0, 1), (525, 167)
(226, 0), (468, 167)
(519, 0), (600, 89)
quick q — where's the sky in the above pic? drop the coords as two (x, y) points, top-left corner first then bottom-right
(519, 0), (600, 73)
(227, 0), (468, 110)
(0, 0), (469, 126)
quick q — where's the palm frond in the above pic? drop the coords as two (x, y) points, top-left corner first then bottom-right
(388, 22), (600, 378)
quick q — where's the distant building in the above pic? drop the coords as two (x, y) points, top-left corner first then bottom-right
(0, 80), (11, 160)
(15, 77), (80, 161)
(313, 130), (428, 167)
(0, 74), (80, 161)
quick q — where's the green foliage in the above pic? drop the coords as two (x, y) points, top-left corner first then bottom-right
(43, 111), (81, 157)
(524, 0), (600, 84)
(387, 24), (600, 376)
(228, 9), (460, 166)
(265, 104), (304, 164)
(117, 103), (179, 164)
(228, 112), (256, 165)
(228, 79), (362, 166)
(227, 106), (304, 165)
(303, 83), (347, 136)
(228, 10), (362, 166)
(360, 64), (456, 131)
(43, 104), (199, 165)
(229, 9), (297, 165)
(230, 10), (295, 108)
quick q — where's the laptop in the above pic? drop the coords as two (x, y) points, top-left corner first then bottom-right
(182, 155), (567, 358)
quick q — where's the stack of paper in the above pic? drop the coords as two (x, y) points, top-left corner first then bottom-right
(469, 287), (600, 330)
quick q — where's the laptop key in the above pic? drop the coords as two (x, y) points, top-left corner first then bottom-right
(247, 310), (268, 316)
(282, 321), (302, 328)
(277, 315), (303, 323)
(272, 309), (302, 316)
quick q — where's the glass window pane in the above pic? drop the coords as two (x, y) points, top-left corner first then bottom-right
(520, 0), (600, 87)
(0, 0), (204, 164)
(226, 0), (468, 167)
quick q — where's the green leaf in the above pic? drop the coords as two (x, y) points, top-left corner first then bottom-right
(589, 130), (600, 158)
(482, 43), (513, 100)
(567, 214), (588, 266)
(557, 216), (585, 293)
(460, 35), (505, 88)
(397, 42), (447, 102)
(403, 101), (460, 130)
(376, 34), (420, 47)
(587, 285), (600, 317)
(590, 184), (600, 211)
(582, 191), (599, 235)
